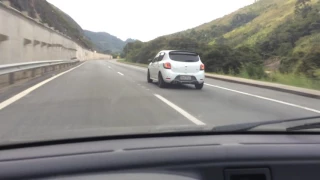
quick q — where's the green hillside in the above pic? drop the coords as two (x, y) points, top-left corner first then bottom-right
(124, 0), (320, 89)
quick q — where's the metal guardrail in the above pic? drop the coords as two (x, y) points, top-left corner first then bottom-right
(0, 60), (68, 75)
(0, 60), (78, 75)
(0, 60), (80, 86)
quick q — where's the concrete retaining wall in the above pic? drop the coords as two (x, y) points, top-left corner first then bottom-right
(0, 1), (111, 65)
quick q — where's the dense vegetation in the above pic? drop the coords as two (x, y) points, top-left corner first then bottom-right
(84, 30), (135, 53)
(123, 0), (320, 89)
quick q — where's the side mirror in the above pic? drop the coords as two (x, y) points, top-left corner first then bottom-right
(148, 59), (152, 62)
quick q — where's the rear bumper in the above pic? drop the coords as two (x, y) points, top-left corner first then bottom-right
(171, 77), (202, 85)
(161, 70), (205, 84)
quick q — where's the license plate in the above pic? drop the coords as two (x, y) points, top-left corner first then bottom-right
(180, 76), (192, 81)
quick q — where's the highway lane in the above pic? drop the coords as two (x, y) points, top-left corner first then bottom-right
(0, 61), (194, 142)
(107, 60), (320, 125)
(0, 59), (319, 142)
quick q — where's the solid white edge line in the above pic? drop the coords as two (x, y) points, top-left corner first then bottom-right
(117, 72), (124, 76)
(204, 83), (320, 114)
(0, 62), (86, 111)
(154, 94), (206, 125)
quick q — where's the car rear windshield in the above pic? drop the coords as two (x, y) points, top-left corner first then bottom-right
(169, 52), (199, 62)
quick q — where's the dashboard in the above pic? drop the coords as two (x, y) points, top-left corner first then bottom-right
(0, 134), (320, 179)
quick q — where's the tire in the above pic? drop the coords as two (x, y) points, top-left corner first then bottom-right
(147, 70), (153, 83)
(195, 83), (204, 90)
(158, 73), (167, 88)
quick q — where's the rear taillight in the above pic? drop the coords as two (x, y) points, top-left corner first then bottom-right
(200, 64), (205, 71)
(163, 62), (171, 69)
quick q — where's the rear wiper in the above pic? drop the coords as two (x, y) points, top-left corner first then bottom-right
(212, 116), (320, 132)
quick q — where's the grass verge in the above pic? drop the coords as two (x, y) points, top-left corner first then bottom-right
(209, 71), (320, 91)
(263, 73), (320, 90)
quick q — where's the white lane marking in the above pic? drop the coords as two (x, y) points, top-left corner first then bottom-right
(0, 63), (86, 111)
(204, 83), (320, 114)
(117, 72), (124, 76)
(108, 66), (112, 69)
(154, 94), (206, 125)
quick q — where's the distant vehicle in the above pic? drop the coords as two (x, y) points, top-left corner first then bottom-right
(147, 50), (205, 89)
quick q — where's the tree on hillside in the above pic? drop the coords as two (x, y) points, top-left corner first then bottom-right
(231, 13), (258, 28)
(296, 0), (311, 6)
(295, 0), (312, 18)
(103, 50), (112, 54)
(167, 37), (199, 51)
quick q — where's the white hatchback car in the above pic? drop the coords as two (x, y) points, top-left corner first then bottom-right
(147, 50), (205, 89)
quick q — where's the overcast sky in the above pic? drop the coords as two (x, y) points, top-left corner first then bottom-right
(47, 0), (255, 42)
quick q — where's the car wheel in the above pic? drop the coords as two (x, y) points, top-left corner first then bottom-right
(158, 73), (167, 88)
(147, 70), (153, 83)
(195, 83), (204, 90)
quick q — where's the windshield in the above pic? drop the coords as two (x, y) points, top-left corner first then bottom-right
(169, 52), (200, 62)
(0, 0), (319, 145)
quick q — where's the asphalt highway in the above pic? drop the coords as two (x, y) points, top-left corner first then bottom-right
(0, 60), (319, 142)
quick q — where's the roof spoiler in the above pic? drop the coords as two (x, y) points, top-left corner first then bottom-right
(169, 50), (199, 56)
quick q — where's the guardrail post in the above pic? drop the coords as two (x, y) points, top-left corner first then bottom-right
(31, 69), (35, 77)
(9, 73), (14, 84)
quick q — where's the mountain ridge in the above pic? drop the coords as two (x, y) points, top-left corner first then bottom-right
(84, 30), (136, 53)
